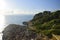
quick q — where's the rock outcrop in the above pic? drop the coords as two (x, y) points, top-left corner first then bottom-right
(2, 24), (36, 40)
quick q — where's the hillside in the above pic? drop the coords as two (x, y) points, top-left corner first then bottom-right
(27, 10), (60, 40)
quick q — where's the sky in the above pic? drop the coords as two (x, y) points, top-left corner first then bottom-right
(0, 0), (60, 15)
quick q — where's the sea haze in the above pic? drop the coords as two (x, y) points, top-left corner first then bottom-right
(5, 14), (34, 25)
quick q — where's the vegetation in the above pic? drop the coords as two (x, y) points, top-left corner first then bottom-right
(29, 10), (60, 38)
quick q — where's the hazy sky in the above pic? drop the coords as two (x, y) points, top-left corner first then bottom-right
(0, 0), (60, 15)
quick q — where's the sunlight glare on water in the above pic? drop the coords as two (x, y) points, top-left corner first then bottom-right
(0, 15), (5, 40)
(0, 15), (5, 32)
